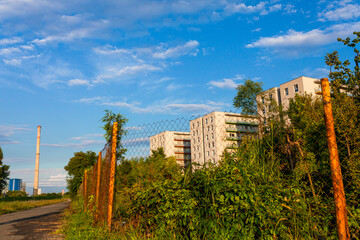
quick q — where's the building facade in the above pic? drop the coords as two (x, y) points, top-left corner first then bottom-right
(149, 131), (191, 167)
(190, 111), (259, 166)
(9, 178), (22, 191)
(279, 76), (321, 110)
(258, 76), (321, 120)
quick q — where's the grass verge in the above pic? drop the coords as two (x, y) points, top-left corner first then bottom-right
(0, 198), (68, 215)
(60, 199), (143, 240)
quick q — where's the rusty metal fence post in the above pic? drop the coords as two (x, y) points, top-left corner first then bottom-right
(95, 152), (102, 221)
(84, 169), (88, 210)
(108, 122), (118, 229)
(320, 78), (350, 240)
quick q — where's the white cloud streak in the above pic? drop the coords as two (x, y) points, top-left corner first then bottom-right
(246, 21), (360, 54)
(208, 78), (238, 89)
(68, 79), (93, 87)
(42, 140), (104, 148)
(77, 96), (225, 114)
(318, 1), (360, 22)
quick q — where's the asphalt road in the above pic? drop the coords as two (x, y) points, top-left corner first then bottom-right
(0, 200), (70, 240)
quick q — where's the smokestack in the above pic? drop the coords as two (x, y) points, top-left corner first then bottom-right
(33, 126), (41, 196)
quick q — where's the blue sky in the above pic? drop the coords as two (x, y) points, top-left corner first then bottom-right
(1, 0), (359, 193)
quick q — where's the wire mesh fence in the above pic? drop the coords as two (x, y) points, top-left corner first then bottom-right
(77, 96), (359, 238)
(79, 128), (117, 228)
(122, 112), (260, 168)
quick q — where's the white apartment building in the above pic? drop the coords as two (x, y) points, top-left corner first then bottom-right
(280, 76), (321, 109)
(258, 76), (321, 119)
(149, 131), (191, 168)
(190, 111), (259, 166)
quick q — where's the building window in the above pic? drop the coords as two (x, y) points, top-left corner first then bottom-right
(206, 118), (208, 124)
(269, 105), (271, 111)
(269, 93), (273, 100)
(197, 122), (200, 127)
(208, 143), (210, 148)
(196, 130), (198, 135)
(212, 142), (215, 147)
(211, 125), (213, 130)
(211, 116), (213, 122)
(197, 145), (199, 150)
(207, 151), (209, 156)
(212, 133), (214, 138)
(198, 137), (200, 142)
(294, 84), (299, 92)
(207, 126), (210, 131)
(285, 88), (289, 95)
(206, 135), (208, 140)
(198, 153), (201, 158)
(262, 97), (265, 104)
(263, 109), (266, 114)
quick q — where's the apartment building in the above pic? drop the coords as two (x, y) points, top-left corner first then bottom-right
(280, 76), (321, 109)
(190, 111), (259, 166)
(149, 131), (191, 167)
(257, 87), (281, 120)
(258, 76), (321, 118)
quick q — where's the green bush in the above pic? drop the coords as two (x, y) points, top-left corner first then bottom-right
(6, 190), (27, 197)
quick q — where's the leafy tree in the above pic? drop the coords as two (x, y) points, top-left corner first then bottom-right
(233, 79), (263, 115)
(0, 147), (10, 194)
(64, 151), (97, 197)
(101, 110), (128, 161)
(325, 31), (360, 98)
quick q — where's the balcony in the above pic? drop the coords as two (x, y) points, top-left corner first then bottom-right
(226, 137), (241, 141)
(226, 128), (258, 133)
(225, 120), (259, 126)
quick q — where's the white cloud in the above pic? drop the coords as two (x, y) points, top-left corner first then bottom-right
(32, 27), (102, 45)
(0, 125), (32, 145)
(152, 40), (199, 59)
(208, 74), (244, 89)
(78, 96), (225, 115)
(42, 139), (104, 148)
(93, 46), (131, 55)
(68, 79), (93, 87)
(96, 64), (162, 82)
(318, 1), (360, 22)
(0, 37), (23, 45)
(224, 2), (267, 15)
(0, 47), (21, 56)
(224, 1), (284, 16)
(208, 78), (238, 89)
(3, 58), (22, 66)
(246, 21), (360, 54)
(74, 96), (111, 104)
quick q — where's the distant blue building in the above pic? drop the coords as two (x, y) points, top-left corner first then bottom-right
(9, 178), (22, 191)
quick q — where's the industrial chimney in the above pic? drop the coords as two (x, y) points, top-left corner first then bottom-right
(33, 126), (41, 196)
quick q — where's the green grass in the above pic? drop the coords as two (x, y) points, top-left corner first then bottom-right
(60, 199), (146, 240)
(0, 198), (68, 215)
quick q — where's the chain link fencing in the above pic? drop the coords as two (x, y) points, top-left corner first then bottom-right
(79, 127), (117, 228)
(77, 103), (359, 238)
